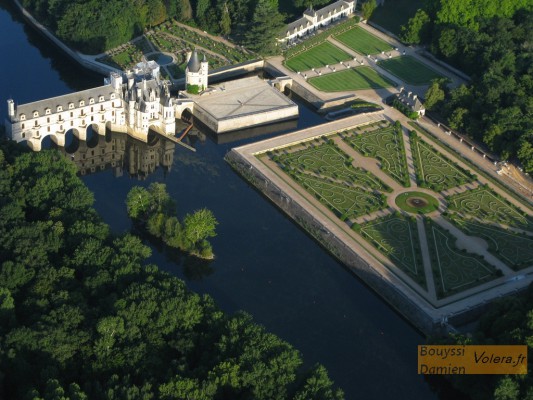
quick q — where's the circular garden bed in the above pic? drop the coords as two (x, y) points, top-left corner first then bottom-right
(395, 191), (439, 214)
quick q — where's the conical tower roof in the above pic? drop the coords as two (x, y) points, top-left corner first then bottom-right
(187, 49), (201, 73)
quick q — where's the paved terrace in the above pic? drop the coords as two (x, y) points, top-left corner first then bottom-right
(230, 113), (533, 329)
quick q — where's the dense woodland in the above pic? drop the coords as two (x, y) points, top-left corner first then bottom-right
(19, 0), (311, 54)
(0, 139), (344, 399)
(400, 0), (533, 173)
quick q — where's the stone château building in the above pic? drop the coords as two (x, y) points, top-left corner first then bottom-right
(280, 0), (357, 44)
(5, 59), (175, 151)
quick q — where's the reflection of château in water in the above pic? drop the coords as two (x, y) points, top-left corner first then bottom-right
(59, 130), (176, 179)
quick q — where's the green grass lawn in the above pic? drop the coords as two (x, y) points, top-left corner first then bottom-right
(395, 192), (439, 214)
(334, 26), (393, 55)
(284, 42), (352, 72)
(370, 0), (425, 35)
(308, 67), (395, 91)
(378, 56), (443, 85)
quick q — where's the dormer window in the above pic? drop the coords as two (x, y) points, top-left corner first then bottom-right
(79, 100), (85, 107)
(89, 98), (95, 104)
(99, 95), (104, 102)
(33, 111), (39, 118)
(110, 94), (116, 99)
(20, 114), (26, 121)
(57, 105), (63, 112)
(45, 108), (51, 115)
(69, 103), (74, 109)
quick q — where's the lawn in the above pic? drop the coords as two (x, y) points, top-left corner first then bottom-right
(370, 0), (425, 35)
(343, 124), (410, 186)
(334, 26), (393, 55)
(359, 215), (426, 288)
(410, 133), (475, 191)
(395, 192), (439, 214)
(308, 67), (395, 91)
(284, 42), (352, 72)
(448, 216), (533, 270)
(378, 56), (443, 85)
(425, 219), (498, 298)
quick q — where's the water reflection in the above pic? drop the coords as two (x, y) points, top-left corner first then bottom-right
(58, 130), (177, 179)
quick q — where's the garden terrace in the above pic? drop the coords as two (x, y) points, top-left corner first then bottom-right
(284, 42), (352, 72)
(334, 26), (393, 55)
(357, 214), (426, 288)
(159, 22), (254, 63)
(342, 123), (410, 186)
(410, 132), (476, 191)
(425, 219), (498, 298)
(446, 186), (533, 230)
(447, 216), (533, 270)
(308, 67), (395, 91)
(378, 56), (443, 86)
(97, 37), (153, 70)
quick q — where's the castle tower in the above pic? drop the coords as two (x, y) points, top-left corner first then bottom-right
(185, 49), (208, 93)
(7, 99), (15, 121)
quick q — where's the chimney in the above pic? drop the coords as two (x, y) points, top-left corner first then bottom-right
(413, 94), (417, 100)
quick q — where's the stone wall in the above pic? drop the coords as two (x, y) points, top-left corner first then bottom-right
(225, 149), (447, 336)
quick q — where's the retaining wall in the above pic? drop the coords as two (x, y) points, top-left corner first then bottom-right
(225, 149), (446, 336)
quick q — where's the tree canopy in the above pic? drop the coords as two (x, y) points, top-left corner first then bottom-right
(401, 2), (533, 173)
(0, 143), (344, 399)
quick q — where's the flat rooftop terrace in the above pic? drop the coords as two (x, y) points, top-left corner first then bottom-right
(189, 77), (299, 133)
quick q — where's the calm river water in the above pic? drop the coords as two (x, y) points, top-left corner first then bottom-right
(0, 3), (440, 398)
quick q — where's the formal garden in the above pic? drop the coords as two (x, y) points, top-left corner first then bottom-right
(308, 67), (395, 91)
(342, 122), (410, 186)
(446, 185), (533, 230)
(447, 216), (533, 270)
(258, 119), (533, 302)
(425, 218), (499, 298)
(410, 131), (476, 191)
(356, 214), (426, 287)
(378, 56), (443, 85)
(333, 26), (393, 55)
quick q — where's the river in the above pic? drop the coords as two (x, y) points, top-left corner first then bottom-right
(0, 2), (439, 398)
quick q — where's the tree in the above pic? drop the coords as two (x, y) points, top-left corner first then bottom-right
(220, 2), (231, 36)
(517, 137), (533, 174)
(243, 0), (285, 55)
(400, 9), (431, 44)
(361, 0), (377, 21)
(183, 208), (218, 245)
(126, 186), (153, 219)
(424, 80), (446, 110)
